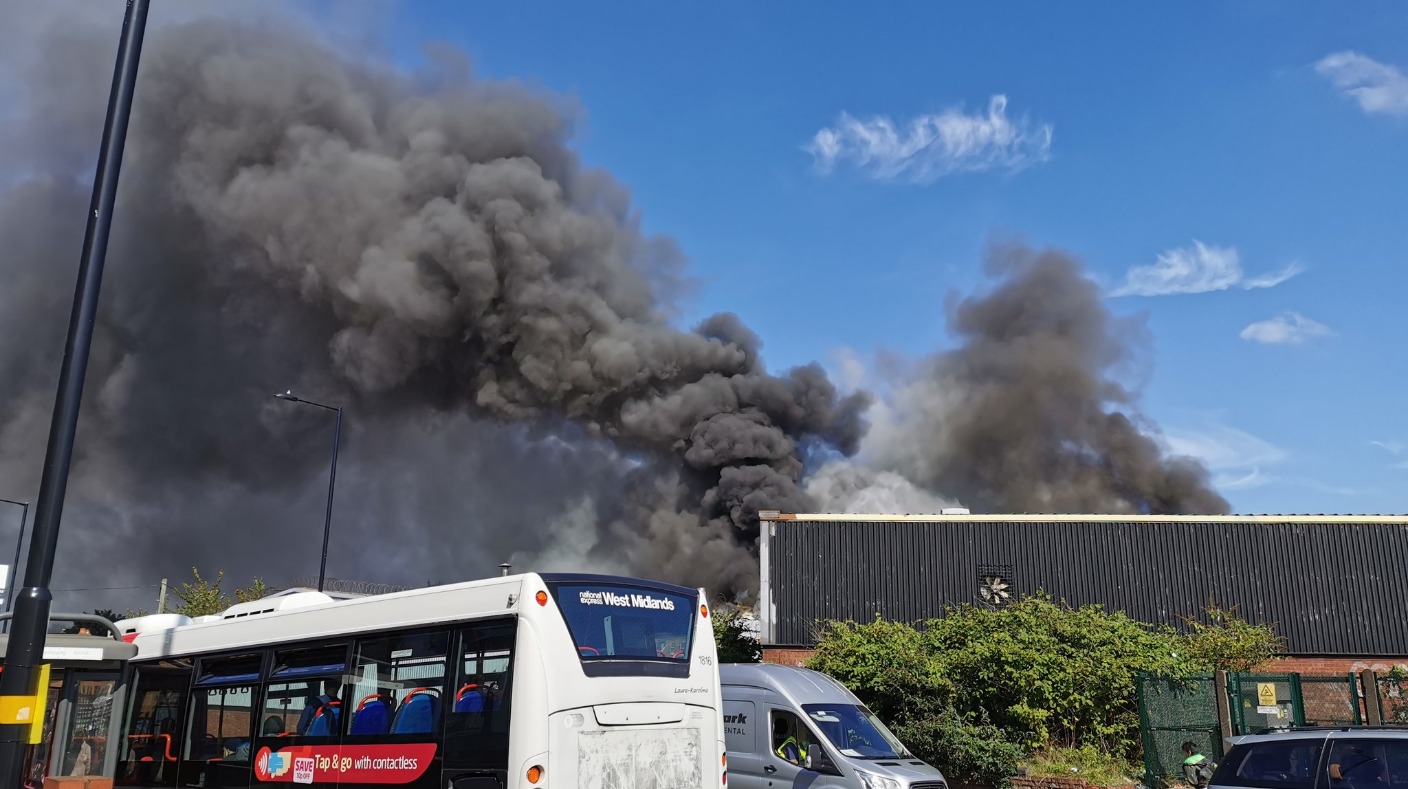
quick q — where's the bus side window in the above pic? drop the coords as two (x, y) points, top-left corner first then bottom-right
(116, 660), (191, 788)
(181, 654), (262, 789)
(346, 631), (448, 739)
(265, 646), (349, 740)
(445, 620), (516, 771)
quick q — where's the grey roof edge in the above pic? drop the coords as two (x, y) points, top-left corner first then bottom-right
(759, 513), (1408, 524)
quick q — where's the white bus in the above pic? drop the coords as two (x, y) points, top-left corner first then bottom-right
(110, 573), (725, 789)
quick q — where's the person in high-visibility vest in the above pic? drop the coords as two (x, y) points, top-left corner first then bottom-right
(773, 716), (806, 766)
(1181, 741), (1216, 788)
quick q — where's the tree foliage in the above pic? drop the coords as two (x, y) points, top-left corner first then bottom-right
(808, 594), (1282, 787)
(712, 605), (762, 663)
(173, 567), (268, 617)
(1180, 604), (1284, 672)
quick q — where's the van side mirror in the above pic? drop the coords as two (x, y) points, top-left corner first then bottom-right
(804, 750), (837, 775)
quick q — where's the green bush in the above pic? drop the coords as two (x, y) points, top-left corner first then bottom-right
(893, 700), (1027, 788)
(712, 606), (762, 663)
(922, 594), (1195, 753)
(1179, 604), (1284, 672)
(806, 595), (1281, 787)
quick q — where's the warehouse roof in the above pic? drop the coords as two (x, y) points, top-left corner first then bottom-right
(759, 511), (1408, 523)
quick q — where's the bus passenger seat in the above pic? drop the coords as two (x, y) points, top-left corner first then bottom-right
(454, 684), (484, 714)
(392, 689), (439, 735)
(306, 700), (341, 736)
(350, 694), (393, 735)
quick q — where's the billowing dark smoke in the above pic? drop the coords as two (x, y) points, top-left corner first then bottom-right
(828, 242), (1231, 515)
(0, 5), (866, 605)
(1, 5), (1229, 613)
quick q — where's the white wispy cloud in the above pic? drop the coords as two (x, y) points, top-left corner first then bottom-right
(1315, 51), (1408, 117)
(1239, 312), (1332, 345)
(1109, 240), (1303, 297)
(1371, 440), (1404, 455)
(1160, 421), (1287, 491)
(806, 95), (1053, 184)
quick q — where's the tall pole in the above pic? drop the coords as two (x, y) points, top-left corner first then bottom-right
(0, 499), (28, 635)
(0, 0), (151, 781)
(273, 392), (342, 593)
(318, 407), (342, 593)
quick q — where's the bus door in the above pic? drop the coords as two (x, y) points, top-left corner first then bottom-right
(0, 614), (137, 789)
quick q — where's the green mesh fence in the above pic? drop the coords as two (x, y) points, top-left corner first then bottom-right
(1229, 673), (1298, 731)
(1298, 674), (1361, 726)
(1138, 674), (1221, 788)
(1139, 673), (1368, 787)
(1376, 673), (1408, 724)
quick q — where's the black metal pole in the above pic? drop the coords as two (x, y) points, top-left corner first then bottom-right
(0, 0), (150, 782)
(317, 407), (342, 593)
(274, 393), (342, 593)
(0, 499), (28, 636)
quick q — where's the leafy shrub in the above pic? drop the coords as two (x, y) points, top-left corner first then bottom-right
(922, 594), (1194, 753)
(894, 700), (1027, 788)
(807, 594), (1282, 786)
(1179, 604), (1284, 672)
(712, 606), (762, 663)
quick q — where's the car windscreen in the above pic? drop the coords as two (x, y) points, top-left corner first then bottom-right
(1212, 737), (1325, 789)
(548, 582), (695, 664)
(801, 704), (912, 760)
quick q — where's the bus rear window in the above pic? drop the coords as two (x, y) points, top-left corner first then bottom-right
(549, 583), (695, 664)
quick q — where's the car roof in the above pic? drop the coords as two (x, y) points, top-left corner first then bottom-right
(1228, 727), (1408, 747)
(719, 663), (862, 707)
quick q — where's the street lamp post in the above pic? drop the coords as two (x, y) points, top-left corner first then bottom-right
(274, 391), (342, 593)
(0, 499), (28, 634)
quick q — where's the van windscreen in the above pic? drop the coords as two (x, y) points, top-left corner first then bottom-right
(802, 704), (911, 760)
(548, 582), (695, 664)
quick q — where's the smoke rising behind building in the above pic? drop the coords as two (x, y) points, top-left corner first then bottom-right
(0, 4), (1227, 610)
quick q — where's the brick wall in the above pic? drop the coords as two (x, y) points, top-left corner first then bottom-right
(761, 646), (816, 666)
(1260, 657), (1408, 674)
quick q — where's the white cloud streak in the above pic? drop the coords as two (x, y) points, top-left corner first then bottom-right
(1160, 421), (1287, 491)
(1239, 312), (1332, 345)
(806, 95), (1052, 184)
(1315, 51), (1408, 117)
(1371, 440), (1403, 455)
(1109, 241), (1303, 297)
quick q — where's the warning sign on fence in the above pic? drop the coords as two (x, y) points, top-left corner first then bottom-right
(1258, 683), (1277, 707)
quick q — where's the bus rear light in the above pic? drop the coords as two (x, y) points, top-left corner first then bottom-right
(722, 754), (727, 767)
(700, 604), (708, 618)
(535, 591), (548, 606)
(527, 765), (543, 784)
(122, 633), (138, 643)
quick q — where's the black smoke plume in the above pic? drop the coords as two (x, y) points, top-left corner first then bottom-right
(821, 242), (1230, 516)
(0, 5), (866, 606)
(1, 5), (1228, 613)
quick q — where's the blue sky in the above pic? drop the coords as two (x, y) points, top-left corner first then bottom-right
(350, 2), (1408, 514)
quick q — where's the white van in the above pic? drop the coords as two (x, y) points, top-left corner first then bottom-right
(721, 663), (948, 789)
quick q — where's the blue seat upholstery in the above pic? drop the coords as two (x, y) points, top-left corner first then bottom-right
(391, 691), (438, 735)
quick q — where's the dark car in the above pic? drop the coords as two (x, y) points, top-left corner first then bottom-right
(1211, 728), (1408, 789)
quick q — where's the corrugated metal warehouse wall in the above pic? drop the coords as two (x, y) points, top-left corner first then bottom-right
(764, 516), (1408, 656)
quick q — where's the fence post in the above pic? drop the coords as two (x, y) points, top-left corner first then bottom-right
(1363, 670), (1382, 725)
(1137, 674), (1157, 788)
(1215, 670), (1234, 751)
(1290, 674), (1307, 726)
